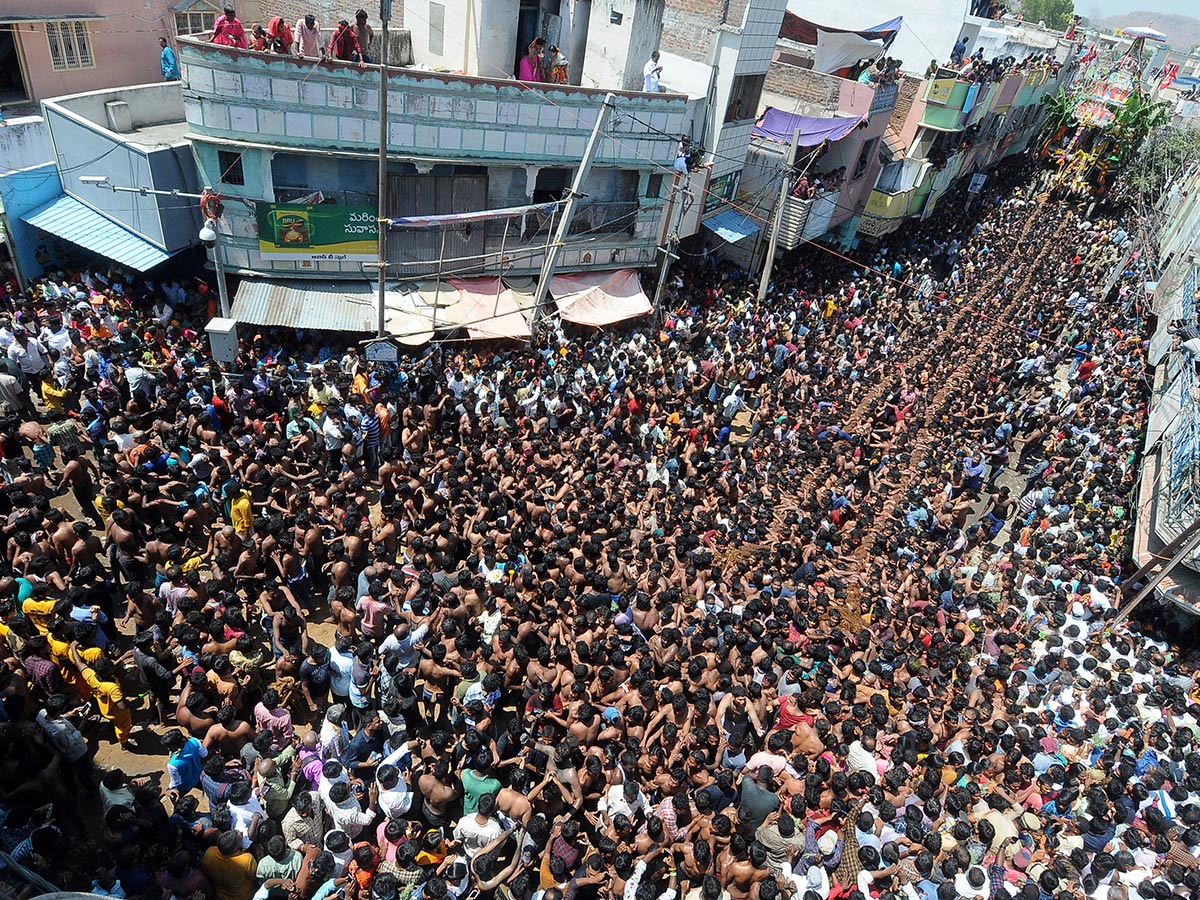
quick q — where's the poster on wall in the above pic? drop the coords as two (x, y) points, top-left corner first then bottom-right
(926, 78), (956, 105)
(255, 202), (378, 261)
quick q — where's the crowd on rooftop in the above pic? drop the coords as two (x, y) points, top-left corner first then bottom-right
(0, 155), (1193, 900)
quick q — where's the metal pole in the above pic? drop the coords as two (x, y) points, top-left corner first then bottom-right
(375, 0), (391, 338)
(209, 217), (232, 318)
(652, 174), (686, 325)
(494, 219), (510, 319)
(757, 128), (801, 304)
(531, 92), (616, 330)
(431, 228), (447, 335)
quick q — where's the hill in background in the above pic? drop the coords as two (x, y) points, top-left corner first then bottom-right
(1094, 12), (1200, 51)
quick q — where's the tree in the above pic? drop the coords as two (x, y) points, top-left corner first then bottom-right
(1019, 0), (1075, 30)
(1038, 87), (1078, 155)
(1124, 125), (1200, 202)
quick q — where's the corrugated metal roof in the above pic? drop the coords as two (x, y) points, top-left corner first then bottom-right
(233, 278), (377, 333)
(22, 195), (173, 272)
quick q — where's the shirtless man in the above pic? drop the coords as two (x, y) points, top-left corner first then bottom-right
(107, 509), (148, 586)
(417, 758), (459, 827)
(203, 704), (255, 756)
(58, 446), (101, 529)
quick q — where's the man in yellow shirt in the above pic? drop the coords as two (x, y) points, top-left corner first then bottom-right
(50, 628), (101, 701)
(21, 590), (58, 634)
(202, 831), (258, 900)
(70, 642), (133, 746)
(230, 485), (254, 536)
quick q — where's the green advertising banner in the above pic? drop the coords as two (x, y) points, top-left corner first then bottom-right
(255, 202), (378, 261)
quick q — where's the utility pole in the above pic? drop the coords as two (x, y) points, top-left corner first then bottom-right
(531, 92), (616, 330)
(757, 128), (801, 304)
(375, 0), (391, 338)
(652, 174), (688, 325)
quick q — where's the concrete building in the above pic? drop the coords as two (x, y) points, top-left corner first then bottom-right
(1134, 163), (1200, 615)
(178, 34), (689, 284)
(0, 81), (202, 287)
(732, 13), (902, 258)
(655, 0), (789, 234)
(855, 17), (1078, 239)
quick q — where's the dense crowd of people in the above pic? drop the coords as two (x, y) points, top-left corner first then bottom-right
(0, 157), (1192, 900)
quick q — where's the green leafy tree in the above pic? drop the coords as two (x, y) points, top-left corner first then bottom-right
(1125, 125), (1200, 201)
(1019, 0), (1075, 30)
(1038, 87), (1078, 154)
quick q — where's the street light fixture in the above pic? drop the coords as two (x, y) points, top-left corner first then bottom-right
(77, 176), (231, 318)
(198, 218), (231, 318)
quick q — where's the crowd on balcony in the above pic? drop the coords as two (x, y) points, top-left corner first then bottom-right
(207, 3), (376, 63)
(790, 167), (848, 200)
(848, 58), (904, 88)
(969, 0), (1011, 21)
(941, 38), (1063, 87)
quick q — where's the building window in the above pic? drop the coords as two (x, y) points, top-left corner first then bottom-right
(175, 11), (217, 35)
(645, 173), (664, 199)
(724, 74), (765, 123)
(46, 21), (93, 71)
(854, 139), (878, 180)
(428, 2), (445, 56)
(217, 150), (246, 186)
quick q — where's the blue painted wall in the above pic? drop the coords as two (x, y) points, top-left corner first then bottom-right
(0, 164), (64, 283)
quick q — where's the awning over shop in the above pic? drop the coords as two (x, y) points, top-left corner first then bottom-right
(754, 108), (864, 146)
(703, 208), (761, 243)
(550, 269), (652, 327)
(447, 277), (532, 340)
(234, 279), (377, 332)
(22, 195), (174, 272)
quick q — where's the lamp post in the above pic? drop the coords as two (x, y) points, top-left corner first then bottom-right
(79, 176), (233, 317)
(198, 219), (232, 318)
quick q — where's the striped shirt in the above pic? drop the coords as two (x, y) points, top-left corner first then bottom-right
(362, 412), (381, 447)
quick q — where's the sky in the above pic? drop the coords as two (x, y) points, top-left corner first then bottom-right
(1079, 0), (1198, 20)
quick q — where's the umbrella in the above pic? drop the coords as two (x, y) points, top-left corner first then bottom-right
(1122, 26), (1167, 41)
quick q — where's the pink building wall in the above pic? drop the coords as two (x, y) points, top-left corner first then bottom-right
(7, 0), (263, 103)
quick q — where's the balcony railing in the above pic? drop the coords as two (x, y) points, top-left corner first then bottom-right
(177, 36), (689, 167)
(778, 195), (813, 250)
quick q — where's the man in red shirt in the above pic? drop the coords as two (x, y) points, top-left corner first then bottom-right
(211, 4), (248, 48)
(327, 19), (364, 64)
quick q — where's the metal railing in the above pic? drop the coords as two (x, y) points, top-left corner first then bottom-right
(1164, 359), (1200, 528)
(1183, 264), (1198, 323)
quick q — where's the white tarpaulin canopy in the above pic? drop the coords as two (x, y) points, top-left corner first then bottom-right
(814, 30), (885, 75)
(550, 269), (653, 327)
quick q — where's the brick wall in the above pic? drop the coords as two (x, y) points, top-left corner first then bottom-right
(764, 61), (837, 108)
(267, 0), (400, 36)
(890, 74), (921, 128)
(660, 0), (725, 63)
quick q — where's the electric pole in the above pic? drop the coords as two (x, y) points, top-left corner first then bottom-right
(531, 92), (617, 331)
(757, 127), (802, 304)
(375, 0), (391, 338)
